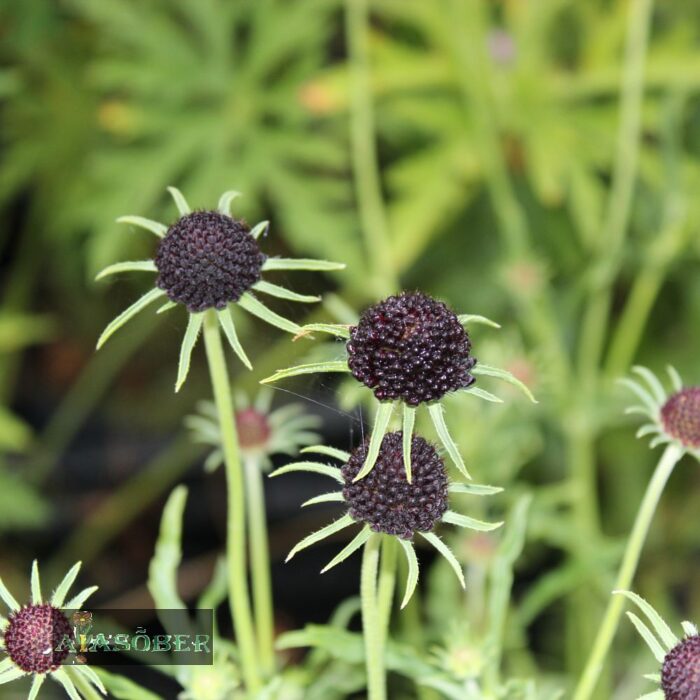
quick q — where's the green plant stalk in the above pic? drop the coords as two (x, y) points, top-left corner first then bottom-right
(377, 535), (397, 647)
(202, 310), (260, 693)
(361, 533), (386, 700)
(244, 455), (276, 676)
(345, 0), (398, 298)
(573, 442), (684, 700)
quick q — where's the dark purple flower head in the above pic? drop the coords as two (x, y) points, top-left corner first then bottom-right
(661, 387), (700, 450)
(155, 211), (266, 312)
(662, 635), (700, 699)
(342, 432), (448, 539)
(4, 604), (73, 673)
(346, 292), (476, 406)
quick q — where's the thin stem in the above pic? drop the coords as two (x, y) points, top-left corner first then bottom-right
(345, 0), (398, 297)
(573, 443), (684, 700)
(244, 456), (276, 676)
(361, 533), (386, 700)
(202, 310), (261, 693)
(377, 536), (397, 648)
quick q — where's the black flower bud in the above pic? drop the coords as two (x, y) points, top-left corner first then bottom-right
(155, 211), (266, 312)
(347, 292), (476, 406)
(4, 604), (73, 673)
(661, 634), (700, 699)
(342, 432), (448, 539)
(661, 388), (700, 450)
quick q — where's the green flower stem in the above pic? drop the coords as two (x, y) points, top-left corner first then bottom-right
(202, 310), (261, 693)
(345, 0), (398, 298)
(361, 533), (386, 700)
(573, 443), (684, 700)
(377, 536), (397, 647)
(244, 455), (276, 676)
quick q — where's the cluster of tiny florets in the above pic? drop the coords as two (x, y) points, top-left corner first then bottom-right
(661, 388), (700, 450)
(341, 432), (448, 539)
(346, 292), (476, 406)
(661, 635), (700, 699)
(155, 211), (266, 312)
(4, 604), (73, 673)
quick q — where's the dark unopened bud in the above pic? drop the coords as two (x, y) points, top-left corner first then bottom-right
(4, 604), (73, 673)
(155, 211), (266, 312)
(236, 408), (271, 451)
(342, 432), (448, 539)
(661, 635), (700, 699)
(347, 292), (476, 406)
(661, 388), (700, 450)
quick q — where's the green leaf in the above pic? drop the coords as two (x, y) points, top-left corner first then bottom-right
(263, 258), (346, 271)
(300, 445), (351, 461)
(65, 586), (99, 610)
(269, 461), (343, 483)
(96, 288), (164, 349)
(95, 260), (157, 280)
(632, 365), (666, 404)
(472, 364), (537, 403)
(0, 406), (32, 452)
(250, 220), (270, 240)
(167, 186), (191, 216)
(353, 402), (394, 481)
(116, 215), (167, 238)
(458, 314), (501, 329)
(175, 313), (204, 392)
(398, 540), (419, 609)
(31, 560), (41, 604)
(465, 386), (503, 403)
(402, 404), (416, 483)
(443, 510), (503, 531)
(27, 675), (45, 700)
(217, 308), (252, 370)
(428, 403), (471, 479)
(261, 361), (350, 384)
(302, 492), (345, 507)
(287, 514), (355, 562)
(148, 486), (187, 610)
(420, 532), (465, 589)
(51, 562), (81, 607)
(296, 323), (351, 339)
(667, 365), (683, 392)
(253, 280), (321, 303)
(92, 668), (161, 700)
(217, 190), (242, 216)
(626, 612), (666, 663)
(238, 293), (301, 334)
(614, 590), (678, 650)
(449, 483), (503, 496)
(321, 525), (371, 572)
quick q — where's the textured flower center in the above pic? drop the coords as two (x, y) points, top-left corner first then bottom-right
(155, 211), (266, 313)
(341, 432), (448, 539)
(661, 387), (700, 450)
(347, 292), (476, 406)
(662, 635), (700, 699)
(235, 408), (271, 451)
(4, 604), (73, 673)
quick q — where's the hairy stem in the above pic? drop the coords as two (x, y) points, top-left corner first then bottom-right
(244, 456), (276, 676)
(573, 443), (684, 700)
(361, 533), (386, 700)
(202, 310), (260, 692)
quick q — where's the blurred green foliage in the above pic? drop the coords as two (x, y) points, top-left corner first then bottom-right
(1, 0), (700, 698)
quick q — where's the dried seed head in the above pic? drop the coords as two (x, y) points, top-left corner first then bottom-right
(347, 292), (476, 406)
(661, 387), (700, 450)
(341, 432), (448, 539)
(661, 635), (700, 699)
(236, 408), (271, 451)
(4, 604), (73, 673)
(155, 211), (266, 312)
